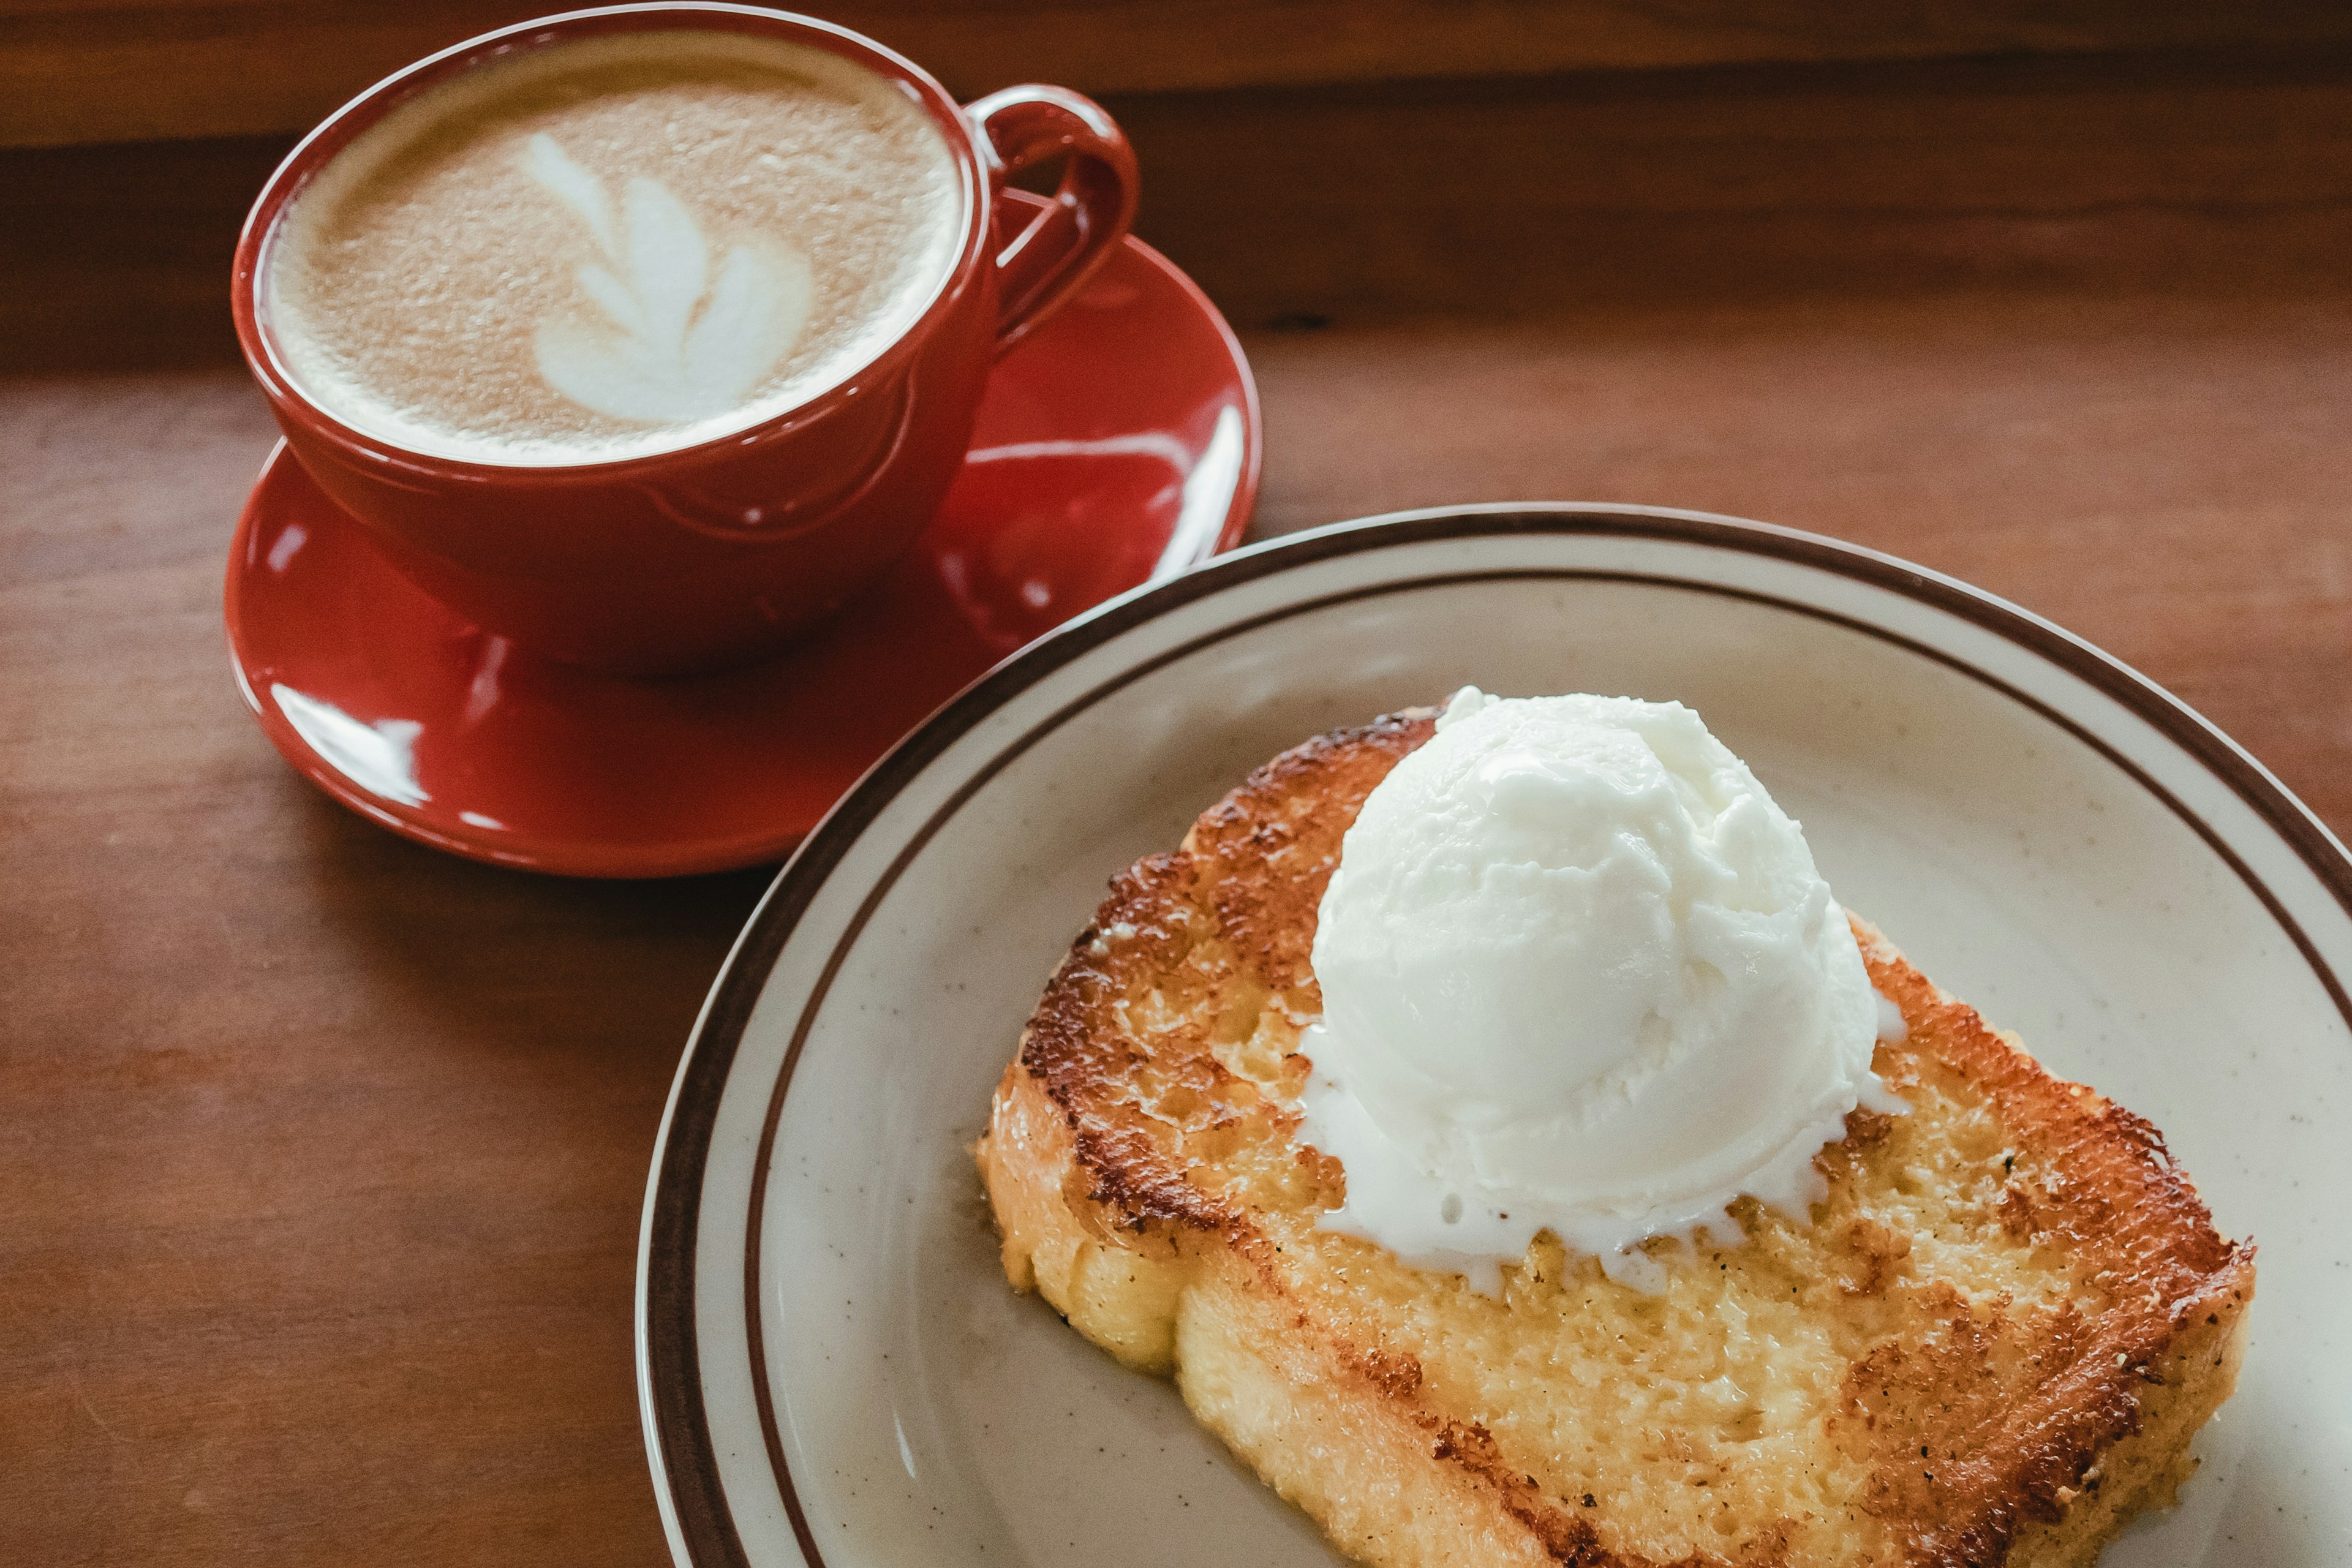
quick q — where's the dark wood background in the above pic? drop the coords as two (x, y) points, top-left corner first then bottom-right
(10, 0), (2352, 145)
(6, 7), (2351, 1563)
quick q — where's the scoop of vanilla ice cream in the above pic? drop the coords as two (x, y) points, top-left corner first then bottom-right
(1295, 688), (1896, 1292)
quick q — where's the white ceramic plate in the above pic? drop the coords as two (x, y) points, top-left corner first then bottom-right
(637, 505), (2352, 1568)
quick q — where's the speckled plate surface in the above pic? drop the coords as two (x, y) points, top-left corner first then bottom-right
(639, 505), (2352, 1567)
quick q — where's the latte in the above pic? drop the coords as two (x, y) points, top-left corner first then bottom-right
(264, 31), (965, 464)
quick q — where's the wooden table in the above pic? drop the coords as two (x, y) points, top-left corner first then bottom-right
(8, 45), (2352, 1565)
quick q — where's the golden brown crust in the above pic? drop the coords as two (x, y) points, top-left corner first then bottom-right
(978, 708), (2253, 1568)
(1846, 933), (2253, 1567)
(1182, 707), (1439, 992)
(1011, 709), (1439, 1247)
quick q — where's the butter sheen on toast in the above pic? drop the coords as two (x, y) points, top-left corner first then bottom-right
(976, 707), (2253, 1567)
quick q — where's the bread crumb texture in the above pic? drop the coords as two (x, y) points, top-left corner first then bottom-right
(975, 709), (2254, 1568)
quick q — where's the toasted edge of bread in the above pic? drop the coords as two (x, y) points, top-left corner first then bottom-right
(976, 709), (2255, 1568)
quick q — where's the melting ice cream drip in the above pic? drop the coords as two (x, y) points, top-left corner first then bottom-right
(524, 133), (813, 424)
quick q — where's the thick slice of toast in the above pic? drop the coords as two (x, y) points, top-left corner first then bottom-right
(976, 709), (2254, 1568)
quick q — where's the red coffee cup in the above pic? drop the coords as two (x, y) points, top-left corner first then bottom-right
(232, 4), (1138, 676)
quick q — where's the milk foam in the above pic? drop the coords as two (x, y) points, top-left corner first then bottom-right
(522, 132), (816, 424)
(264, 32), (963, 465)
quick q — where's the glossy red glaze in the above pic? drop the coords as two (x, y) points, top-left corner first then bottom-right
(230, 4), (1138, 676)
(966, 85), (1140, 350)
(224, 227), (1259, 878)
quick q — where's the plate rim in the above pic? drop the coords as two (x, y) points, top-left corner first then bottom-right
(635, 500), (2352, 1568)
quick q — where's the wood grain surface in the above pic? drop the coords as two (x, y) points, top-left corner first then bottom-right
(11, 0), (2352, 147)
(6, 48), (2351, 1566)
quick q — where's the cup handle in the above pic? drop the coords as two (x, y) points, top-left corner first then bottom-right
(963, 85), (1140, 352)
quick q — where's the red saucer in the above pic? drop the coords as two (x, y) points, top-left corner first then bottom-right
(224, 232), (1259, 877)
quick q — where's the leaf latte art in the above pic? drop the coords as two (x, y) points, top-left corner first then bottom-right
(524, 134), (816, 425)
(264, 31), (962, 466)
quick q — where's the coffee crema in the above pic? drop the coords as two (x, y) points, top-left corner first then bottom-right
(265, 31), (965, 465)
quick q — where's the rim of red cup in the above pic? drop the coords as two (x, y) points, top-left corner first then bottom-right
(230, 2), (995, 481)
